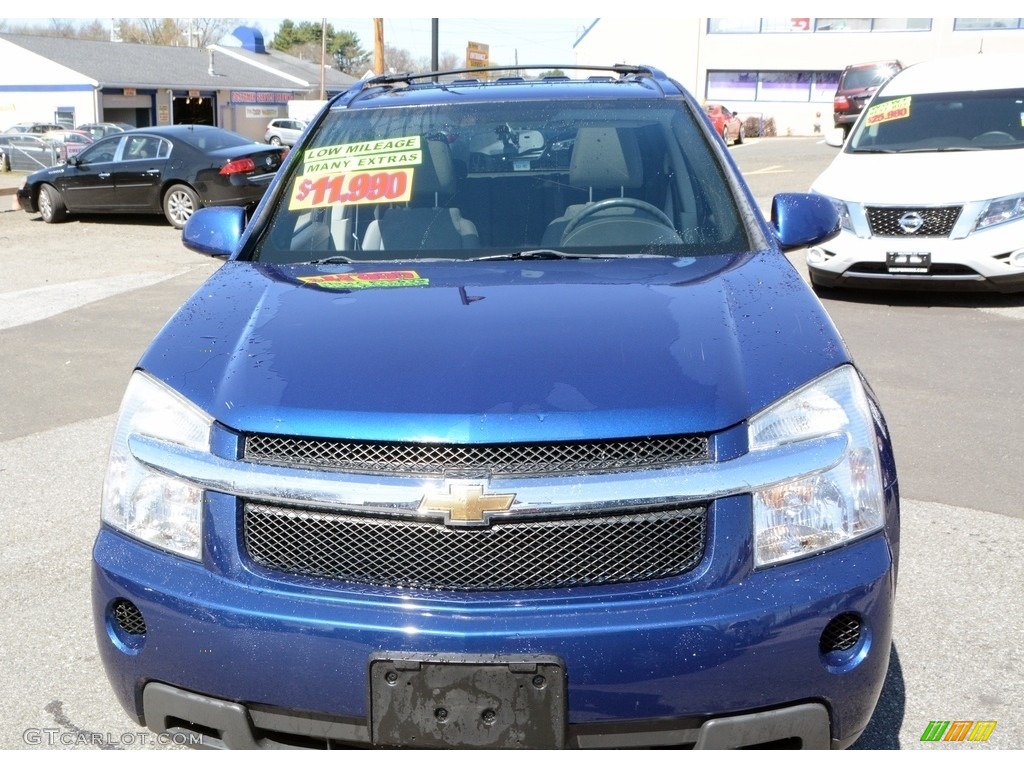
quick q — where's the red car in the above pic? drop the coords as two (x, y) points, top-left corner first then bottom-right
(705, 103), (744, 145)
(41, 129), (94, 157)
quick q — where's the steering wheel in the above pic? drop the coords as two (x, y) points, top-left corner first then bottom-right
(561, 198), (677, 241)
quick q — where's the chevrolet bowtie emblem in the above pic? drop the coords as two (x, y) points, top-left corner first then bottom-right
(418, 482), (516, 526)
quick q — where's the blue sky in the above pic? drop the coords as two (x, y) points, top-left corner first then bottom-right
(245, 18), (595, 67)
(7, 2), (1023, 66)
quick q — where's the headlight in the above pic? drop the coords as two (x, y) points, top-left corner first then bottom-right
(823, 196), (853, 231)
(101, 371), (212, 560)
(749, 366), (885, 567)
(974, 194), (1024, 232)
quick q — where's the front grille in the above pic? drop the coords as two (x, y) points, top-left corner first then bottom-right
(243, 434), (710, 476)
(847, 262), (979, 277)
(244, 502), (707, 591)
(866, 206), (961, 237)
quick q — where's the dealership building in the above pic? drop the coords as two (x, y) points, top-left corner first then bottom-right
(0, 27), (355, 142)
(574, 17), (1024, 136)
(3, 18), (1024, 140)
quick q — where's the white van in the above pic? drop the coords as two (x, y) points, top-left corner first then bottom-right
(810, 54), (1024, 293)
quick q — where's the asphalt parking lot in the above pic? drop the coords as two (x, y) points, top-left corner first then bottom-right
(1, 139), (1022, 750)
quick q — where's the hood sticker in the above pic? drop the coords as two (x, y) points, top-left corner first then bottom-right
(864, 97), (911, 127)
(289, 135), (423, 211)
(297, 270), (429, 290)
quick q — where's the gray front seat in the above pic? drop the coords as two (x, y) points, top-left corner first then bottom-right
(362, 138), (480, 251)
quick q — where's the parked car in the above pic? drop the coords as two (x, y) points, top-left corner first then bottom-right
(41, 129), (94, 157)
(93, 64), (898, 750)
(264, 117), (307, 146)
(704, 102), (744, 145)
(833, 60), (902, 138)
(811, 53), (1024, 293)
(17, 124), (285, 228)
(0, 133), (65, 172)
(76, 122), (135, 139)
(3, 121), (65, 135)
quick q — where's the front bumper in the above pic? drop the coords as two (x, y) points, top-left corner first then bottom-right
(16, 184), (36, 213)
(806, 225), (1024, 293)
(93, 499), (896, 749)
(141, 681), (837, 749)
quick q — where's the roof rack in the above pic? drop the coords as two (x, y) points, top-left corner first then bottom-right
(358, 63), (658, 90)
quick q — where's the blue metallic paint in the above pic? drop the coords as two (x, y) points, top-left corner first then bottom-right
(93, 495), (893, 734)
(140, 252), (849, 443)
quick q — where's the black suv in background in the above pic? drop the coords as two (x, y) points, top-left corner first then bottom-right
(833, 60), (902, 137)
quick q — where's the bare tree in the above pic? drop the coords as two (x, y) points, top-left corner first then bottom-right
(0, 18), (108, 40)
(383, 45), (427, 74)
(114, 18), (239, 47)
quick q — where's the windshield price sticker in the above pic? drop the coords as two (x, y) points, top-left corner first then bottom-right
(302, 136), (422, 173)
(865, 97), (911, 126)
(289, 168), (414, 210)
(298, 270), (429, 289)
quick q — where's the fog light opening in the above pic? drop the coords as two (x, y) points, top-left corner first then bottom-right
(108, 598), (147, 654)
(807, 247), (830, 265)
(819, 612), (870, 673)
(1008, 249), (1024, 268)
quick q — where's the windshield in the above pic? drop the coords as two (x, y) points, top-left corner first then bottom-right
(248, 97), (748, 264)
(848, 88), (1024, 153)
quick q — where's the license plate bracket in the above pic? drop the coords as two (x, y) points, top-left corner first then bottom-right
(369, 653), (566, 748)
(886, 251), (931, 274)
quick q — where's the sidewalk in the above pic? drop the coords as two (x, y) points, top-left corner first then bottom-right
(0, 173), (26, 212)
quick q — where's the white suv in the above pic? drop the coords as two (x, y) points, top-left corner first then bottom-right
(264, 118), (306, 147)
(810, 53), (1024, 293)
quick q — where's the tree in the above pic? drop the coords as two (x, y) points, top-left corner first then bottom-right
(113, 18), (238, 47)
(376, 47), (464, 76)
(0, 18), (109, 40)
(271, 20), (369, 75)
(382, 46), (425, 75)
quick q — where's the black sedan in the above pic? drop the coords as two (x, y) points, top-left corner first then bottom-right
(17, 124), (285, 228)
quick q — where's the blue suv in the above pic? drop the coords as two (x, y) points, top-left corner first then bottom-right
(93, 64), (899, 749)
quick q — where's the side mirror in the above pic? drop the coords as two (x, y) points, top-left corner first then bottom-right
(824, 127), (847, 148)
(182, 206), (246, 258)
(771, 193), (840, 251)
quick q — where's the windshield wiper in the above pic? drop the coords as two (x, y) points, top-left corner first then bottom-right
(898, 145), (985, 153)
(471, 249), (597, 262)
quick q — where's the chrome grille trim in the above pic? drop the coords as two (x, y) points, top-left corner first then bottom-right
(244, 502), (707, 591)
(243, 433), (710, 475)
(129, 432), (849, 515)
(865, 205), (961, 237)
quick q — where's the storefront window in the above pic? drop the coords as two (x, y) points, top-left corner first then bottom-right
(706, 72), (757, 101)
(954, 18), (1023, 30)
(708, 71), (840, 103)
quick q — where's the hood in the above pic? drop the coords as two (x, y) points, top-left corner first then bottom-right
(812, 147), (1024, 204)
(140, 254), (849, 443)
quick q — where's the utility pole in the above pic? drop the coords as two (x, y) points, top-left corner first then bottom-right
(374, 18), (384, 75)
(431, 19), (439, 79)
(319, 18), (326, 100)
